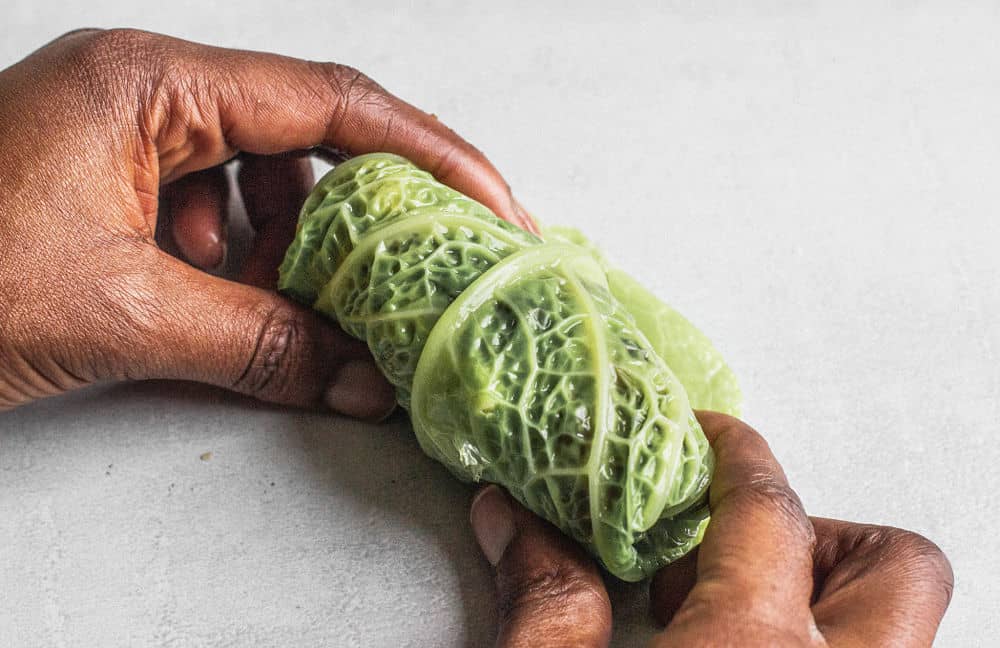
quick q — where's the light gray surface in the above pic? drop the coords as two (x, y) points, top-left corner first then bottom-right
(1, 2), (998, 646)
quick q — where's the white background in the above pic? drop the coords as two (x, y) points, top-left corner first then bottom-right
(2, 2), (998, 646)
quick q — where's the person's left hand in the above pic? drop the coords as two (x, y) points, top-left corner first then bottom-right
(469, 412), (952, 647)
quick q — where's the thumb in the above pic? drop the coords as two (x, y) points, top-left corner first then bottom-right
(127, 252), (396, 419)
(470, 485), (612, 648)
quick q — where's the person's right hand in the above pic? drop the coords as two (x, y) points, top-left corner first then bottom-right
(470, 412), (954, 647)
(0, 29), (536, 415)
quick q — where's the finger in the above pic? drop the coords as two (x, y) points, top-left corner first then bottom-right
(160, 168), (229, 270)
(236, 153), (314, 288)
(653, 412), (816, 644)
(652, 515), (955, 643)
(123, 249), (395, 419)
(649, 513), (873, 628)
(470, 485), (611, 648)
(115, 29), (534, 231)
(810, 517), (953, 647)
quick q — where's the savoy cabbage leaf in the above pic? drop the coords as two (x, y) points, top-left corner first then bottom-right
(278, 153), (740, 581)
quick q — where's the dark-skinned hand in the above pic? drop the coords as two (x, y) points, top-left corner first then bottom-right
(1, 30), (951, 648)
(0, 28), (537, 415)
(470, 412), (953, 647)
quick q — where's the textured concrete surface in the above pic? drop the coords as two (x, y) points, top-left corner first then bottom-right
(2, 3), (998, 646)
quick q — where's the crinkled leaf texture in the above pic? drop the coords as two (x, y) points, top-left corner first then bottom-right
(278, 153), (741, 581)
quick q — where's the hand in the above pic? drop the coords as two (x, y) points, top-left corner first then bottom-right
(469, 412), (953, 647)
(0, 29), (537, 415)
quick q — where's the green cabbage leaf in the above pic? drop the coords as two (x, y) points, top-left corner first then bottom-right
(278, 153), (740, 580)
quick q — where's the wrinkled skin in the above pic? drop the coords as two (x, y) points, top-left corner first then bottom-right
(471, 413), (954, 647)
(0, 29), (534, 415)
(0, 29), (953, 646)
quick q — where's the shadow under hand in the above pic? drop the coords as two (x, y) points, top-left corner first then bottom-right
(2, 379), (663, 646)
(283, 401), (669, 648)
(604, 576), (660, 647)
(4, 379), (496, 646)
(280, 407), (496, 647)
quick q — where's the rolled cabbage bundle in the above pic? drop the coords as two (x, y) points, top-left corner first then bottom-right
(278, 153), (740, 581)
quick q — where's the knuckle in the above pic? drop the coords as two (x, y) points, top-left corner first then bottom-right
(497, 564), (605, 627)
(709, 420), (816, 545)
(882, 528), (955, 600)
(69, 28), (157, 70)
(845, 525), (954, 606)
(430, 143), (460, 182)
(732, 481), (814, 543)
(57, 28), (164, 113)
(310, 61), (387, 140)
(233, 307), (311, 400)
(329, 63), (381, 99)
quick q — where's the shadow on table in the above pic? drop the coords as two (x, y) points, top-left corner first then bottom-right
(92, 380), (496, 646)
(277, 393), (664, 648)
(279, 406), (496, 647)
(5, 379), (664, 646)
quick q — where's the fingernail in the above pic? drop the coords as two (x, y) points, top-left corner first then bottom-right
(470, 485), (516, 566)
(324, 359), (397, 420)
(511, 197), (541, 236)
(210, 241), (227, 273)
